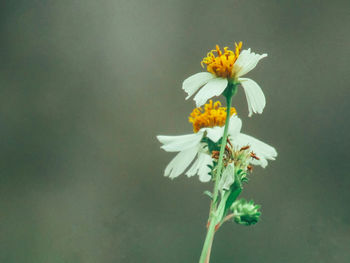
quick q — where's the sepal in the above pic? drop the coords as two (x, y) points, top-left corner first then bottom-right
(201, 137), (222, 153)
(218, 163), (235, 193)
(203, 190), (213, 200)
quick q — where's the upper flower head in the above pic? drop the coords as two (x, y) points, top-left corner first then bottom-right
(182, 42), (268, 116)
(201, 43), (242, 79)
(189, 100), (236, 133)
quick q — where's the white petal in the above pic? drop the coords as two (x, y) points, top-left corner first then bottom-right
(228, 115), (242, 137)
(239, 78), (266, 117)
(250, 158), (268, 168)
(164, 146), (199, 179)
(234, 49), (267, 77)
(233, 133), (277, 168)
(193, 78), (228, 107)
(185, 155), (201, 178)
(185, 152), (212, 182)
(202, 126), (224, 143)
(182, 72), (215, 99)
(157, 132), (203, 152)
(198, 154), (213, 182)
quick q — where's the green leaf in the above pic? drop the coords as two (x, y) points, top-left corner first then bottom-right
(223, 175), (242, 217)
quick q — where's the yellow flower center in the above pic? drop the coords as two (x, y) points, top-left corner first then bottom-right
(201, 42), (242, 79)
(189, 100), (237, 133)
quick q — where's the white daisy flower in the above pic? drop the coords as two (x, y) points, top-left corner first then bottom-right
(182, 43), (268, 117)
(156, 101), (277, 182)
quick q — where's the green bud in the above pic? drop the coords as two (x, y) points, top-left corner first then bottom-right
(231, 199), (261, 226)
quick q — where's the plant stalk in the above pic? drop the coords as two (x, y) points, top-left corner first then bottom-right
(199, 83), (237, 263)
(198, 84), (236, 263)
(199, 196), (227, 263)
(212, 89), (234, 208)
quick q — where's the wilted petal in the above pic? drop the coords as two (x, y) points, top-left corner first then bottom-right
(185, 152), (212, 182)
(228, 115), (242, 137)
(239, 78), (266, 117)
(182, 72), (215, 99)
(202, 126), (224, 143)
(193, 78), (228, 107)
(233, 133), (277, 168)
(234, 49), (267, 77)
(185, 155), (201, 178)
(198, 153), (213, 182)
(164, 146), (199, 179)
(157, 132), (203, 152)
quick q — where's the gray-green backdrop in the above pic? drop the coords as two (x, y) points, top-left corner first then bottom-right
(1, 0), (349, 262)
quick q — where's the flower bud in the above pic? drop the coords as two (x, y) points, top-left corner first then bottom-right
(231, 199), (261, 226)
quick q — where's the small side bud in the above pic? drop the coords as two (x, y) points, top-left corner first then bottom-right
(230, 199), (261, 226)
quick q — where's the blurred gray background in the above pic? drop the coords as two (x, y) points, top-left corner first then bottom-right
(0, 0), (349, 262)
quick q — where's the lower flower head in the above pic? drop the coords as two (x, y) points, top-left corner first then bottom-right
(201, 42), (242, 79)
(189, 100), (237, 133)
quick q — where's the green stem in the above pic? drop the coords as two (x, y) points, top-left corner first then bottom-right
(199, 216), (216, 263)
(212, 90), (234, 207)
(199, 195), (228, 263)
(198, 83), (237, 263)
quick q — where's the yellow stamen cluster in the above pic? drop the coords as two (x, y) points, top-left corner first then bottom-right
(201, 42), (243, 79)
(189, 100), (237, 133)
